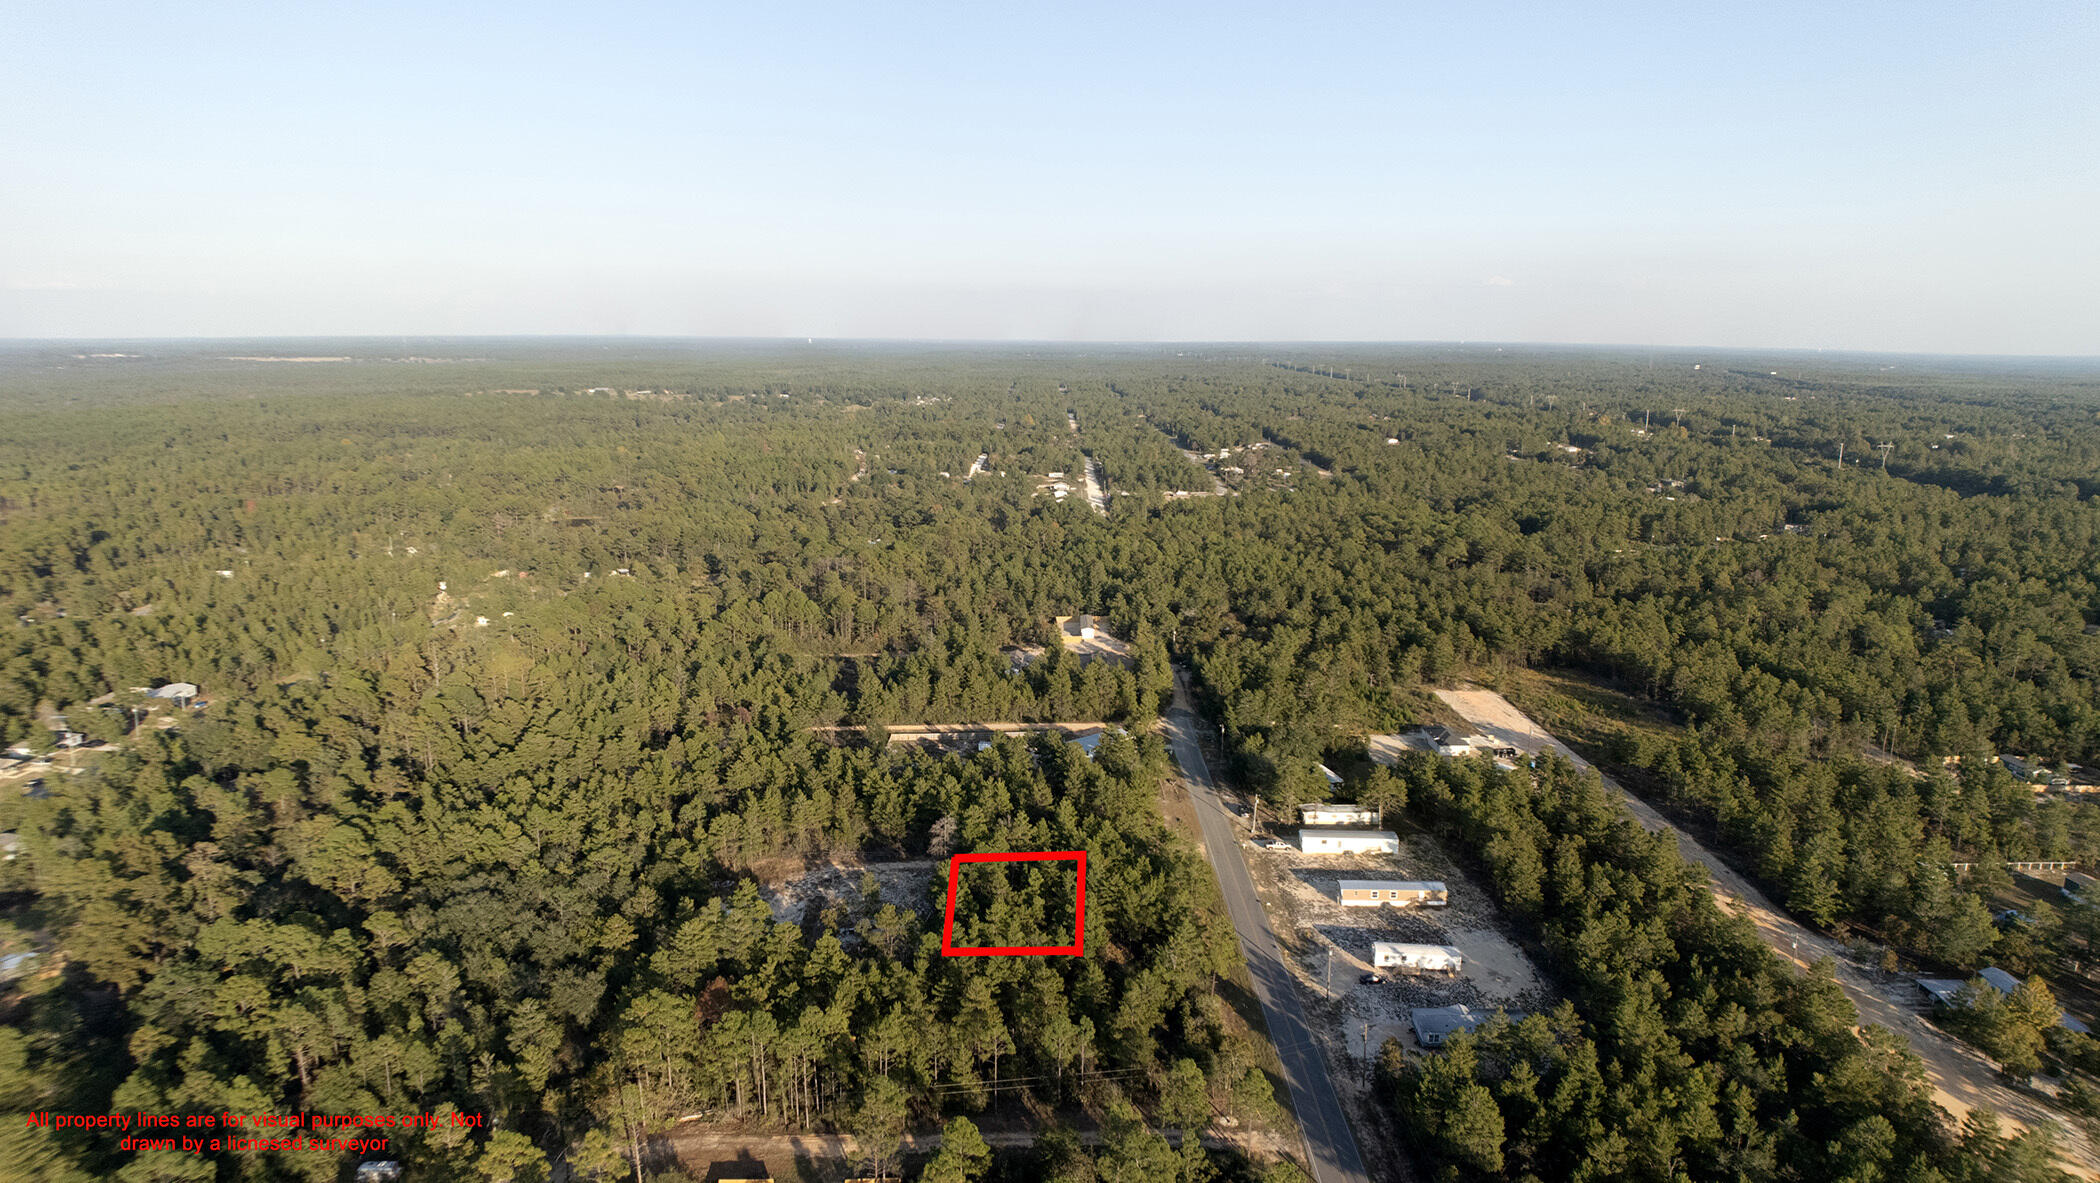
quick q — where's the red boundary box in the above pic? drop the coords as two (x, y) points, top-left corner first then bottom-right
(940, 851), (1087, 956)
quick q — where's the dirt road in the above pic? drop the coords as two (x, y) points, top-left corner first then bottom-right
(1435, 687), (2096, 1171)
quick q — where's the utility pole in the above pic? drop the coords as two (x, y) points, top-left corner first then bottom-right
(1836, 440), (1845, 468)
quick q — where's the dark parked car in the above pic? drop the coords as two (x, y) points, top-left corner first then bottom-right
(1360, 973), (1385, 985)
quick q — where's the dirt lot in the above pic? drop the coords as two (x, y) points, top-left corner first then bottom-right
(1364, 732), (1430, 766)
(1054, 615), (1132, 663)
(1247, 836), (1554, 1067)
(757, 859), (941, 926)
(1241, 826), (1554, 1183)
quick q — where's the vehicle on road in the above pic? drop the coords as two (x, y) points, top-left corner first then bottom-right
(1359, 973), (1385, 985)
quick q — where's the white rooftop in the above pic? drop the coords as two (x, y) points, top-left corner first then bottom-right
(1338, 880), (1445, 893)
(1374, 942), (1464, 957)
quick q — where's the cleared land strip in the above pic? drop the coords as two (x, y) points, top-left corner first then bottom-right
(1432, 687), (2098, 1174)
(667, 1122), (1291, 1177)
(1082, 454), (1109, 515)
(809, 721), (1109, 743)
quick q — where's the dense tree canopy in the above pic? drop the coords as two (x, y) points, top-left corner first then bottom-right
(3, 341), (2098, 1180)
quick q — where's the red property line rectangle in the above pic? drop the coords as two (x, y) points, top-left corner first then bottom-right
(940, 850), (1087, 956)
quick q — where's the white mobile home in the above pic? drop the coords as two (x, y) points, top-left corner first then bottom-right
(1297, 828), (1400, 855)
(1336, 880), (1447, 908)
(1299, 803), (1379, 827)
(1372, 942), (1464, 973)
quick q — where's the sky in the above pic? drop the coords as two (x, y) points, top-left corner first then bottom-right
(3, 1), (2095, 353)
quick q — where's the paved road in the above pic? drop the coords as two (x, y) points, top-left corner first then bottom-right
(1435, 687), (2096, 1174)
(1166, 669), (1372, 1183)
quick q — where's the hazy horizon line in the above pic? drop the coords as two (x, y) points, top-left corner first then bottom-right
(3, 334), (2098, 364)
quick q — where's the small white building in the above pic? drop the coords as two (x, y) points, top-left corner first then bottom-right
(151, 682), (199, 706)
(1422, 725), (1475, 757)
(1336, 880), (1447, 908)
(1297, 829), (1399, 855)
(1077, 613), (1097, 639)
(1299, 803), (1378, 827)
(1373, 943), (1464, 973)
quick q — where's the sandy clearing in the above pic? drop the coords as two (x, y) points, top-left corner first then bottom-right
(757, 859), (940, 926)
(1248, 833), (1552, 1069)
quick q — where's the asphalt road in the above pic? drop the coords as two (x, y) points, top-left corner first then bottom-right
(1165, 670), (1372, 1183)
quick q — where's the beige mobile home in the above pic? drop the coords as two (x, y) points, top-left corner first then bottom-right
(1336, 880), (1447, 907)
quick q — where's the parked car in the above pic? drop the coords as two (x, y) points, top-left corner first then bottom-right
(1359, 973), (1386, 985)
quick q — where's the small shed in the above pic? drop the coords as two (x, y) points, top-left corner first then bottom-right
(1337, 880), (1447, 908)
(1077, 613), (1097, 639)
(1297, 829), (1400, 855)
(1372, 942), (1464, 973)
(1412, 1005), (1484, 1047)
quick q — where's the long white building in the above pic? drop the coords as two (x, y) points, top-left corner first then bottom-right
(1296, 828), (1399, 855)
(1299, 803), (1378, 827)
(1372, 942), (1464, 973)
